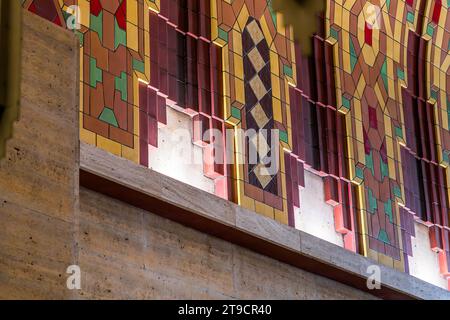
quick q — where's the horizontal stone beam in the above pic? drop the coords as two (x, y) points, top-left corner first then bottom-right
(80, 142), (450, 300)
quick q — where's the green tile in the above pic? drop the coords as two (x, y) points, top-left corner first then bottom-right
(380, 158), (389, 180)
(426, 23), (435, 37)
(114, 18), (127, 49)
(90, 12), (103, 42)
(115, 72), (128, 101)
(397, 68), (405, 80)
(393, 186), (402, 199)
(330, 26), (339, 40)
(279, 130), (288, 143)
(349, 38), (357, 72)
(386, 0), (391, 9)
(90, 57), (102, 88)
(218, 27), (228, 43)
(99, 107), (118, 127)
(355, 167), (364, 181)
(430, 88), (438, 101)
(283, 65), (293, 77)
(378, 229), (390, 244)
(231, 106), (241, 120)
(365, 151), (375, 177)
(267, 0), (277, 28)
(406, 12), (415, 24)
(395, 126), (403, 139)
(368, 188), (377, 214)
(342, 95), (351, 110)
(381, 59), (389, 93)
(443, 150), (450, 163)
(132, 58), (145, 73)
(384, 199), (393, 224)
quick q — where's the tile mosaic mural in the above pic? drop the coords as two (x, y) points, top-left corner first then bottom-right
(24, 0), (450, 289)
(327, 0), (450, 277)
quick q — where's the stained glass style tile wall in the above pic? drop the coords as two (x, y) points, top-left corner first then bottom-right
(23, 0), (159, 162)
(327, 0), (450, 278)
(210, 0), (299, 224)
(23, 0), (450, 289)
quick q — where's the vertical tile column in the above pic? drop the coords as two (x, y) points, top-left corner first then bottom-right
(401, 29), (450, 279)
(289, 20), (358, 251)
(144, 1), (228, 199)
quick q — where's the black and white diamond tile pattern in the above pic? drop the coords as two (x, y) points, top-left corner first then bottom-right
(243, 17), (278, 194)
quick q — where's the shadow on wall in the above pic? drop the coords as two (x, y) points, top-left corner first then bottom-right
(0, 0), (22, 159)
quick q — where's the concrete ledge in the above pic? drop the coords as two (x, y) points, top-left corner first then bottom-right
(79, 142), (450, 300)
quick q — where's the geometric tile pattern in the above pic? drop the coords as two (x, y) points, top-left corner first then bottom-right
(25, 0), (450, 288)
(289, 14), (359, 252)
(243, 18), (277, 193)
(329, 0), (413, 271)
(400, 0), (450, 280)
(211, 0), (299, 221)
(23, 0), (157, 162)
(328, 0), (450, 282)
(142, 1), (228, 199)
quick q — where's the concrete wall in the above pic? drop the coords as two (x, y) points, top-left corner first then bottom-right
(0, 11), (79, 299)
(78, 187), (376, 299)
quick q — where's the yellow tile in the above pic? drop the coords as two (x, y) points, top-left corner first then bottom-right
(237, 5), (250, 33)
(97, 135), (122, 156)
(271, 74), (281, 99)
(127, 0), (138, 25)
(222, 52), (230, 79)
(211, 18), (220, 44)
(270, 50), (280, 76)
(241, 195), (255, 212)
(275, 208), (288, 225)
(78, 0), (90, 28)
(281, 173), (287, 199)
(122, 136), (140, 163)
(378, 253), (394, 269)
(393, 257), (405, 272)
(133, 106), (140, 136)
(255, 201), (275, 219)
(232, 29), (242, 56)
(367, 248), (378, 262)
(233, 52), (244, 80)
(384, 114), (392, 137)
(80, 127), (96, 146)
(144, 4), (150, 31)
(232, 78), (243, 107)
(127, 22), (139, 52)
(388, 157), (396, 180)
(386, 136), (394, 158)
(273, 97), (282, 123)
(259, 15), (273, 44)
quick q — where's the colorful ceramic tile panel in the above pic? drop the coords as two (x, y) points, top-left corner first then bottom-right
(210, 0), (299, 222)
(141, 0), (229, 198)
(327, 0), (407, 269)
(289, 13), (359, 251)
(23, 0), (154, 162)
(24, 0), (450, 287)
(327, 0), (450, 275)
